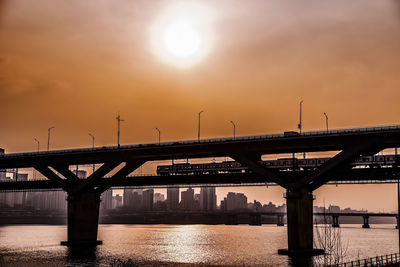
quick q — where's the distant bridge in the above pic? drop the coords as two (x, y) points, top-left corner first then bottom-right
(1, 125), (400, 256)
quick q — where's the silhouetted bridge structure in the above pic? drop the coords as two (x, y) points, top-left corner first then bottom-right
(1, 125), (400, 256)
(103, 211), (398, 228)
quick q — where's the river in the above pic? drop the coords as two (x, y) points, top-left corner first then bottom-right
(0, 224), (397, 266)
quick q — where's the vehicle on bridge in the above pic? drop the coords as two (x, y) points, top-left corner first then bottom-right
(156, 155), (400, 175)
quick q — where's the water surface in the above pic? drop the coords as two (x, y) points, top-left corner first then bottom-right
(0, 224), (397, 266)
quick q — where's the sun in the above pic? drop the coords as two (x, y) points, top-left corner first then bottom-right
(163, 20), (201, 59)
(150, 2), (213, 67)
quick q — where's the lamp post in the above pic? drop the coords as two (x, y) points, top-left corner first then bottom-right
(323, 112), (329, 132)
(298, 100), (304, 134)
(155, 128), (161, 145)
(230, 121), (236, 140)
(198, 110), (204, 141)
(89, 133), (95, 172)
(116, 112), (124, 148)
(34, 138), (40, 152)
(33, 138), (40, 179)
(47, 126), (54, 151)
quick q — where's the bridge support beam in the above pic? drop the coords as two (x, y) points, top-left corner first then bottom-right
(278, 188), (324, 256)
(332, 215), (340, 228)
(61, 191), (102, 246)
(362, 215), (370, 228)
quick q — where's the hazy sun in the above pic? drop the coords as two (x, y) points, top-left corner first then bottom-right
(151, 2), (213, 67)
(163, 21), (201, 59)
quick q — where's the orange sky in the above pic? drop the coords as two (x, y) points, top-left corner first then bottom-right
(1, 0), (400, 211)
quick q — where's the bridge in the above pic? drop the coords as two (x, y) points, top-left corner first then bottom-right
(1, 125), (400, 256)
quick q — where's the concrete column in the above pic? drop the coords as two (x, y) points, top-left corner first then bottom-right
(362, 215), (370, 228)
(249, 214), (262, 226)
(278, 188), (324, 256)
(225, 214), (238, 225)
(61, 191), (102, 246)
(277, 214), (284, 226)
(332, 215), (340, 228)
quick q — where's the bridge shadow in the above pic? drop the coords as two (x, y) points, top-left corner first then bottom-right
(288, 255), (314, 267)
(66, 245), (99, 265)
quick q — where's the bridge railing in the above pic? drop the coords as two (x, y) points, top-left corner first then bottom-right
(2, 125), (400, 157)
(328, 252), (400, 267)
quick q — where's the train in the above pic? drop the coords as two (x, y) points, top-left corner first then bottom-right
(156, 154), (400, 176)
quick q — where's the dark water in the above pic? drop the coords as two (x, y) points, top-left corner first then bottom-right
(0, 224), (397, 266)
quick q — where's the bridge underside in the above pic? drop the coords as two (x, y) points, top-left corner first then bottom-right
(1, 126), (400, 256)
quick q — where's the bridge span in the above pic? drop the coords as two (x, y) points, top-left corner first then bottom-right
(1, 125), (400, 256)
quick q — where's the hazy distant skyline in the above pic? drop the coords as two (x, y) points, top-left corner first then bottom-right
(1, 0), (400, 212)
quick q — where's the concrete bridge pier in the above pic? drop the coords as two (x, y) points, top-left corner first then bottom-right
(277, 214), (284, 226)
(61, 191), (102, 246)
(278, 188), (324, 256)
(249, 214), (262, 226)
(332, 215), (340, 228)
(225, 214), (238, 225)
(362, 215), (370, 228)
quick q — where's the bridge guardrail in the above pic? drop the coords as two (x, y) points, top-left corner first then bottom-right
(2, 125), (400, 157)
(328, 252), (400, 267)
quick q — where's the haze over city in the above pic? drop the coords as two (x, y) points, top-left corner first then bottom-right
(2, 1), (400, 265)
(1, 1), (400, 213)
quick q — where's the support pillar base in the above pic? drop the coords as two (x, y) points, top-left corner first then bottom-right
(61, 240), (103, 246)
(362, 224), (370, 229)
(278, 248), (324, 256)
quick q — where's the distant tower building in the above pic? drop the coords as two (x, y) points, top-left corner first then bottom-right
(13, 173), (28, 207)
(0, 148), (5, 181)
(123, 188), (143, 210)
(73, 170), (87, 179)
(167, 187), (179, 210)
(226, 192), (247, 210)
(112, 194), (123, 209)
(101, 189), (113, 211)
(142, 189), (154, 211)
(154, 193), (165, 203)
(181, 188), (195, 210)
(200, 187), (216, 211)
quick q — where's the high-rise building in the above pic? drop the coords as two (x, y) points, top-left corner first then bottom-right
(101, 189), (113, 211)
(225, 192), (247, 210)
(13, 173), (28, 207)
(200, 187), (216, 211)
(154, 193), (165, 203)
(167, 188), (179, 210)
(112, 194), (123, 209)
(73, 169), (87, 179)
(142, 189), (154, 211)
(123, 188), (143, 210)
(181, 188), (195, 210)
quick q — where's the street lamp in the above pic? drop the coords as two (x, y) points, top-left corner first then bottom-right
(116, 112), (124, 148)
(89, 133), (95, 172)
(198, 110), (204, 141)
(33, 138), (40, 179)
(230, 121), (236, 140)
(323, 112), (329, 132)
(34, 138), (40, 152)
(298, 100), (304, 134)
(88, 133), (95, 149)
(155, 128), (161, 145)
(47, 126), (55, 151)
